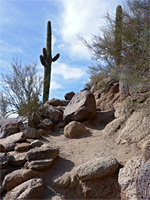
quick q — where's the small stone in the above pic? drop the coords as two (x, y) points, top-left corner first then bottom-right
(30, 140), (43, 148)
(25, 159), (53, 170)
(15, 142), (30, 152)
(64, 91), (75, 100)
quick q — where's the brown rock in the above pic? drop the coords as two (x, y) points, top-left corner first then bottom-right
(64, 91), (75, 100)
(8, 151), (27, 167)
(0, 122), (19, 139)
(24, 127), (41, 139)
(0, 132), (26, 151)
(142, 140), (150, 162)
(38, 118), (54, 130)
(30, 140), (43, 148)
(26, 144), (59, 161)
(64, 90), (96, 123)
(15, 142), (30, 152)
(25, 159), (53, 170)
(43, 104), (63, 124)
(2, 169), (38, 191)
(47, 98), (62, 106)
(75, 157), (119, 180)
(64, 121), (87, 138)
(3, 178), (43, 200)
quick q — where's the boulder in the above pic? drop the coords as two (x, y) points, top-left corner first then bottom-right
(0, 153), (9, 168)
(0, 122), (20, 139)
(64, 90), (96, 123)
(23, 127), (42, 139)
(30, 140), (43, 148)
(28, 112), (41, 128)
(8, 151), (27, 167)
(136, 159), (150, 200)
(3, 178), (43, 200)
(54, 172), (71, 189)
(64, 121), (87, 138)
(26, 144), (59, 161)
(25, 159), (53, 170)
(15, 142), (30, 152)
(118, 156), (144, 200)
(38, 118), (54, 130)
(2, 169), (38, 191)
(74, 157), (119, 180)
(43, 104), (63, 124)
(60, 100), (70, 106)
(64, 91), (75, 100)
(0, 132), (26, 151)
(47, 98), (62, 106)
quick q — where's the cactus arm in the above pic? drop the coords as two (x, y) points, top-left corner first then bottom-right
(40, 55), (46, 67)
(52, 53), (60, 62)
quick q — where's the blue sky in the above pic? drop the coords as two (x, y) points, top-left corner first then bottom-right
(0, 0), (123, 100)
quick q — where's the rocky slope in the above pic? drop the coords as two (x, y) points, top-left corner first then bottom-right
(0, 82), (150, 200)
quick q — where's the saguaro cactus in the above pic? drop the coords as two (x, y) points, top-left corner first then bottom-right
(114, 5), (122, 66)
(40, 21), (60, 104)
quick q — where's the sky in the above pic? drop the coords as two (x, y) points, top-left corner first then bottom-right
(0, 0), (123, 100)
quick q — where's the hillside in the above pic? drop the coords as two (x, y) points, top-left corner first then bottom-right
(0, 78), (150, 200)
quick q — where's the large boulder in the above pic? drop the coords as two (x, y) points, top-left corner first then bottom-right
(136, 159), (150, 200)
(118, 156), (144, 200)
(38, 118), (54, 130)
(3, 178), (43, 200)
(23, 127), (43, 139)
(64, 121), (87, 138)
(2, 169), (38, 191)
(43, 104), (63, 124)
(74, 157), (119, 180)
(64, 90), (96, 123)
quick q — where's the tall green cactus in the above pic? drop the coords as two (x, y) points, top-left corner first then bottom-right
(40, 21), (60, 104)
(114, 5), (122, 66)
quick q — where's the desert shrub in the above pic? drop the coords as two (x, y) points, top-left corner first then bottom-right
(0, 61), (43, 118)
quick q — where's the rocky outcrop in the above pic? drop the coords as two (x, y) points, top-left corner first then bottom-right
(64, 121), (87, 138)
(118, 156), (144, 200)
(136, 159), (150, 200)
(3, 178), (43, 200)
(64, 90), (96, 123)
(142, 140), (150, 162)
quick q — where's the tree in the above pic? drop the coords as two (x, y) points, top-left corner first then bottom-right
(81, 0), (150, 93)
(0, 61), (43, 118)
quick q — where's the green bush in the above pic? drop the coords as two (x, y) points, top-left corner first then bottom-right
(0, 61), (43, 118)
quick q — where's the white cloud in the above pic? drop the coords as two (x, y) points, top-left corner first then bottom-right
(58, 0), (123, 60)
(52, 62), (85, 80)
(51, 80), (62, 90)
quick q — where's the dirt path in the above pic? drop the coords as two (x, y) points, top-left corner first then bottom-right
(38, 117), (142, 199)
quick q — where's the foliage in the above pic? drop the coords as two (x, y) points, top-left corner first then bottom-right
(0, 61), (43, 118)
(81, 0), (150, 93)
(40, 21), (60, 104)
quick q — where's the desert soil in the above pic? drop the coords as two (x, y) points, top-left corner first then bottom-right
(36, 113), (142, 199)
